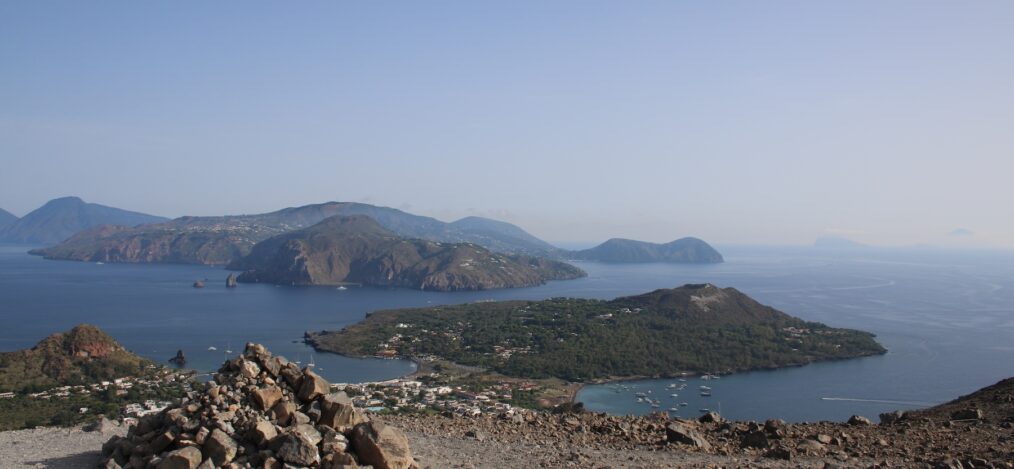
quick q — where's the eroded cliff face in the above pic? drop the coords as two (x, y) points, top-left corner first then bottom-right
(30, 226), (254, 265)
(231, 215), (584, 291)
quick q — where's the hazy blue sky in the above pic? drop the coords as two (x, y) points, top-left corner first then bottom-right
(2, 1), (1013, 247)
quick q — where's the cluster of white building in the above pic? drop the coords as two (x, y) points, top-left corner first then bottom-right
(333, 377), (531, 418)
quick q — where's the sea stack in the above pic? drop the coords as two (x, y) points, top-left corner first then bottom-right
(226, 273), (237, 288)
(169, 349), (186, 366)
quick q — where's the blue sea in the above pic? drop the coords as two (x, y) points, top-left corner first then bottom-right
(1, 244), (1012, 422)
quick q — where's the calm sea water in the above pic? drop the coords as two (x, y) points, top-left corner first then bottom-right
(1, 245), (1012, 422)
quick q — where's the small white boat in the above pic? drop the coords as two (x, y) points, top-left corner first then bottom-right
(336, 286), (348, 291)
(679, 402), (688, 407)
(670, 393), (679, 398)
(699, 385), (711, 390)
(96, 262), (104, 265)
(208, 346), (217, 351)
(699, 408), (710, 413)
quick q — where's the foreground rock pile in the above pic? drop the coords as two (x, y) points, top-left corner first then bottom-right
(99, 343), (417, 469)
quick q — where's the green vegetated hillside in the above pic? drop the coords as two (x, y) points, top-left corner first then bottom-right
(0, 324), (150, 393)
(309, 284), (885, 381)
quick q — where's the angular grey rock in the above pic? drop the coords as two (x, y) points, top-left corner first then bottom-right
(156, 447), (203, 469)
(319, 392), (362, 432)
(351, 421), (415, 469)
(950, 408), (983, 421)
(665, 422), (712, 450)
(291, 423), (322, 446)
(276, 433), (321, 466)
(252, 420), (278, 445)
(741, 430), (769, 449)
(252, 385), (283, 411)
(203, 429), (238, 466)
(847, 415), (872, 426)
(698, 411), (723, 423)
(297, 369), (330, 403)
(879, 410), (906, 424)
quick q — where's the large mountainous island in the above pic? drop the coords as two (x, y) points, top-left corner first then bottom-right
(31, 201), (558, 265)
(568, 237), (724, 263)
(229, 215), (585, 291)
(0, 208), (17, 230)
(0, 197), (167, 245)
(308, 284), (884, 381)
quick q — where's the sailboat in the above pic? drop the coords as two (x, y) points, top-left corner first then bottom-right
(307, 352), (316, 368)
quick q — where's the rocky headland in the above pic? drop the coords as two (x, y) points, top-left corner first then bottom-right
(228, 215), (585, 291)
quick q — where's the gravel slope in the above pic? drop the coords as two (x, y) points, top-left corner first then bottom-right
(0, 424), (125, 469)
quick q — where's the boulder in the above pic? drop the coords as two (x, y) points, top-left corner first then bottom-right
(272, 401), (297, 424)
(252, 385), (283, 411)
(879, 410), (906, 424)
(351, 421), (415, 469)
(950, 408), (983, 421)
(698, 411), (723, 423)
(665, 422), (712, 451)
(202, 429), (238, 466)
(847, 415), (872, 426)
(156, 447), (203, 469)
(320, 392), (363, 432)
(239, 359), (261, 379)
(741, 430), (769, 449)
(252, 420), (277, 445)
(276, 433), (321, 466)
(292, 423), (323, 446)
(297, 369), (330, 403)
(280, 364), (303, 390)
(796, 439), (825, 454)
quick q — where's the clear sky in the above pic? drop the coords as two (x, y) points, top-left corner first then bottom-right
(2, 1), (1013, 247)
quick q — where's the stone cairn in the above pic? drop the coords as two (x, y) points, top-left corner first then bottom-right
(99, 343), (416, 469)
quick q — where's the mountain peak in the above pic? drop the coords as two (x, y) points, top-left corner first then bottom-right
(0, 324), (148, 393)
(0, 197), (167, 246)
(44, 196), (85, 206)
